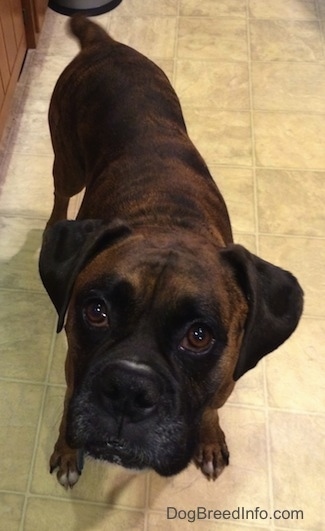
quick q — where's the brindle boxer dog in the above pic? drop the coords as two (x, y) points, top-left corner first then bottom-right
(39, 15), (303, 488)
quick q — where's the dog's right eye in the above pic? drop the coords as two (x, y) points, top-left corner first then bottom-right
(83, 299), (110, 329)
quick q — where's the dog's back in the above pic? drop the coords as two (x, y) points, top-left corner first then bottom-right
(48, 16), (232, 242)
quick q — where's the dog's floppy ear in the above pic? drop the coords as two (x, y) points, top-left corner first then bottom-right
(220, 244), (303, 381)
(39, 219), (131, 332)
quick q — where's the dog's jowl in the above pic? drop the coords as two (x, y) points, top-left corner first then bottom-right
(39, 15), (303, 488)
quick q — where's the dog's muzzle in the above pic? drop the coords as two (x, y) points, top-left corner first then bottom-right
(66, 353), (199, 476)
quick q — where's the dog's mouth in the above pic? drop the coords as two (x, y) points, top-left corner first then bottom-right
(67, 383), (202, 476)
(82, 438), (148, 469)
(77, 432), (195, 476)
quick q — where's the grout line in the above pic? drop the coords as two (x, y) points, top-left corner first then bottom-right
(140, 157), (325, 174)
(295, 313), (325, 321)
(0, 287), (50, 295)
(245, 0), (260, 256)
(167, 57), (325, 64)
(263, 363), (276, 531)
(0, 488), (26, 496)
(177, 14), (320, 22)
(143, 473), (151, 531)
(161, 56), (324, 64)
(0, 212), (49, 221)
(0, 376), (65, 387)
(252, 231), (325, 240)
(19, 489), (149, 511)
(171, 0), (181, 84)
(315, 0), (325, 51)
(225, 400), (325, 417)
(315, 0), (325, 59)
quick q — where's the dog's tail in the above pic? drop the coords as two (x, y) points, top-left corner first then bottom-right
(69, 14), (113, 49)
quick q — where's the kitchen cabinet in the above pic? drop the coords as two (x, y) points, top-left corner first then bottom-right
(0, 0), (26, 140)
(0, 0), (47, 140)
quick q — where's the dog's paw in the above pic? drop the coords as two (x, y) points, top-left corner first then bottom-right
(194, 439), (229, 481)
(50, 447), (84, 489)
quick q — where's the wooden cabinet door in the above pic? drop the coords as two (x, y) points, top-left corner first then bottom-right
(0, 13), (11, 91)
(11, 0), (25, 44)
(22, 0), (48, 47)
(1, 0), (19, 74)
(0, 0), (27, 140)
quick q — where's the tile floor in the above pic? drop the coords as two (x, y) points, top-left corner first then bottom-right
(0, 0), (324, 529)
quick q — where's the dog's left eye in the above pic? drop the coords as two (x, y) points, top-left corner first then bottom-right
(179, 323), (215, 354)
(83, 299), (110, 329)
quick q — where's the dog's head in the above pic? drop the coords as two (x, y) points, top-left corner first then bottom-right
(39, 219), (303, 476)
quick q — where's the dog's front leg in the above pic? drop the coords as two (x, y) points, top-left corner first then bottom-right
(194, 408), (229, 480)
(50, 350), (82, 488)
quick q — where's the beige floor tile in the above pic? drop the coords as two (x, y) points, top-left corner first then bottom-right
(321, 18), (325, 38)
(20, 91), (52, 115)
(0, 381), (43, 491)
(252, 62), (325, 112)
(72, 461), (148, 509)
(177, 18), (248, 61)
(13, 101), (51, 157)
(266, 317), (325, 413)
(228, 362), (265, 407)
(24, 497), (144, 531)
(319, 0), (325, 18)
(0, 218), (44, 291)
(180, 0), (247, 17)
(175, 61), (249, 110)
(269, 410), (325, 529)
(0, 493), (25, 531)
(49, 332), (67, 385)
(10, 112), (52, 156)
(114, 0), (178, 16)
(254, 112), (325, 169)
(259, 235), (325, 318)
(184, 109), (252, 166)
(153, 59), (175, 83)
(31, 386), (148, 508)
(37, 11), (80, 58)
(257, 170), (325, 237)
(148, 511), (270, 530)
(0, 154), (54, 217)
(109, 16), (177, 58)
(249, 20), (324, 61)
(23, 52), (72, 95)
(249, 0), (318, 20)
(0, 291), (55, 380)
(210, 166), (255, 234)
(149, 407), (269, 513)
(232, 233), (257, 253)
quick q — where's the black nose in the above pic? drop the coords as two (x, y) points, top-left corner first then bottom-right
(98, 360), (161, 422)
